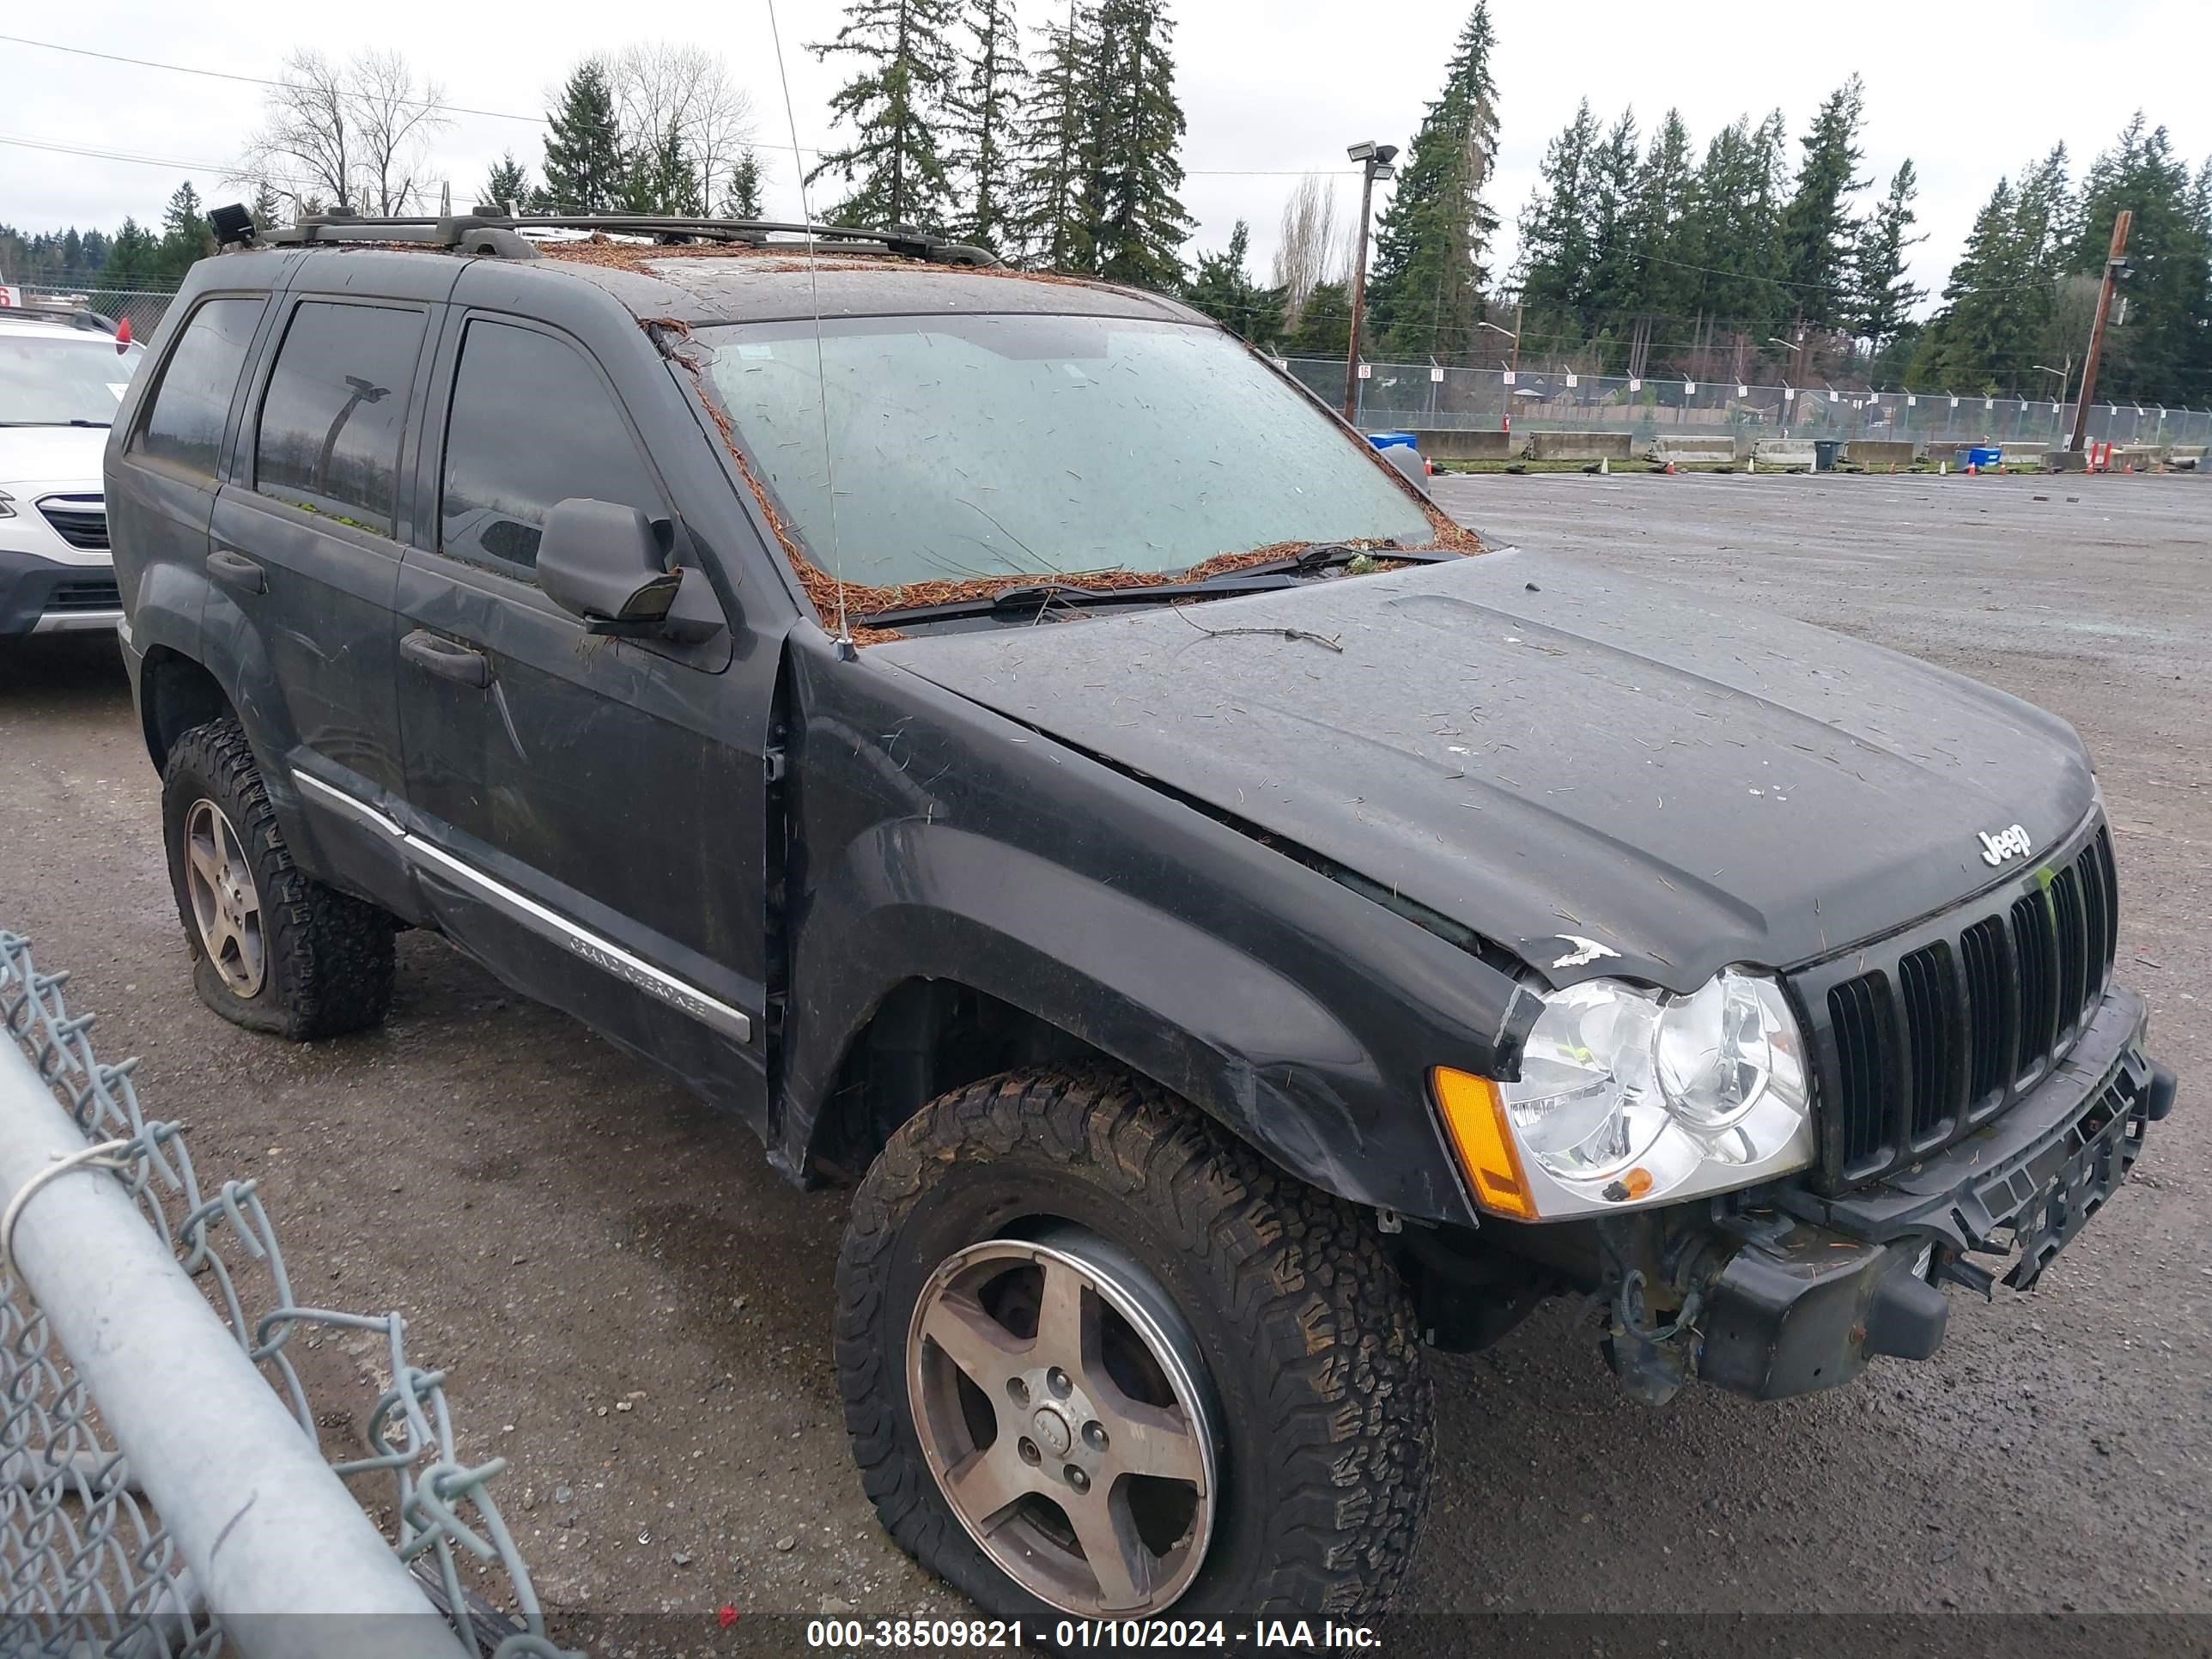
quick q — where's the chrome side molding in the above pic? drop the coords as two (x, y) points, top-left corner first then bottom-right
(292, 769), (753, 1044)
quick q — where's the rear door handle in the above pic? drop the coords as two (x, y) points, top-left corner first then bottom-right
(206, 549), (265, 594)
(401, 629), (492, 689)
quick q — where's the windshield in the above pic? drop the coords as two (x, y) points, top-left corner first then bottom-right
(0, 328), (147, 426)
(697, 313), (1435, 587)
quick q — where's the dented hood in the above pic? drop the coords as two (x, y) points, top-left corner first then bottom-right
(872, 547), (2098, 992)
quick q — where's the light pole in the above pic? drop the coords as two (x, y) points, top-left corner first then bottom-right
(1341, 140), (1398, 423)
(1477, 319), (1519, 434)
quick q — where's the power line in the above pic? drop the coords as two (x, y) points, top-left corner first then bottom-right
(0, 33), (1361, 180)
(0, 33), (542, 125)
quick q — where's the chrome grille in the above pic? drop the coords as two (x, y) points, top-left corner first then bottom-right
(1798, 818), (2119, 1188)
(37, 495), (107, 551)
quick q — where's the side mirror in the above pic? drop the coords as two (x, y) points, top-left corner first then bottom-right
(538, 498), (681, 629)
(1381, 442), (1432, 496)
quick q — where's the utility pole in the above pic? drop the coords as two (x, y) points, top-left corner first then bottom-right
(2069, 210), (2131, 453)
(1341, 141), (1397, 423)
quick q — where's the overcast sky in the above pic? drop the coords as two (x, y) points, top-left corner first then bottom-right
(4, 1), (2208, 315)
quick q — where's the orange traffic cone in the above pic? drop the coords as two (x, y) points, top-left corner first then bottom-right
(1966, 462), (1977, 476)
(1665, 459), (1676, 474)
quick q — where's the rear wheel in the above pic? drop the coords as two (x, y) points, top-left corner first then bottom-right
(161, 718), (396, 1039)
(836, 1066), (1431, 1626)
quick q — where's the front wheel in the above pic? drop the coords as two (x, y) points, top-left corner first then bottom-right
(836, 1066), (1432, 1626)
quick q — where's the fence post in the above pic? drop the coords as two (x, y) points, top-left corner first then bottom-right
(0, 1035), (469, 1659)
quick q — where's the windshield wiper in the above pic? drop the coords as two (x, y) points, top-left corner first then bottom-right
(1221, 539), (1457, 580)
(854, 542), (1466, 629)
(0, 419), (112, 428)
(855, 579), (1225, 629)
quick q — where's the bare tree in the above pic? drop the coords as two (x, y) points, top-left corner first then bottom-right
(236, 49), (451, 216)
(1273, 174), (1340, 331)
(608, 43), (757, 215)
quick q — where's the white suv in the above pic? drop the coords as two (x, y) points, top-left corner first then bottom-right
(0, 301), (148, 637)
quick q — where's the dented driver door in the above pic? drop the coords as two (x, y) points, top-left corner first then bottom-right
(392, 301), (771, 1121)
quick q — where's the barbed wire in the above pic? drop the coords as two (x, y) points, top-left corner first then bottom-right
(0, 928), (574, 1659)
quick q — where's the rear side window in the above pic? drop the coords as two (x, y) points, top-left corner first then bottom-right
(440, 319), (661, 571)
(254, 301), (427, 535)
(136, 297), (264, 476)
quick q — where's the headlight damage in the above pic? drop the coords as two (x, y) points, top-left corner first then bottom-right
(1435, 969), (1814, 1219)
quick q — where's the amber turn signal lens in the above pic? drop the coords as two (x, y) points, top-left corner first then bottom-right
(1431, 1066), (1538, 1219)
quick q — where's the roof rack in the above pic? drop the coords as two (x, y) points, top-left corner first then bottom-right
(0, 298), (122, 336)
(254, 213), (1000, 268)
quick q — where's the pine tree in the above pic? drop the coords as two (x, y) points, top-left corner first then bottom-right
(1906, 177), (2029, 393)
(808, 0), (959, 230)
(1850, 160), (1925, 348)
(1580, 112), (1643, 326)
(103, 218), (161, 288)
(542, 60), (629, 213)
(1628, 109), (1700, 325)
(1682, 112), (1790, 336)
(1010, 2), (1099, 270)
(720, 150), (765, 219)
(156, 181), (212, 278)
(622, 124), (703, 214)
(1283, 278), (1352, 356)
(2065, 115), (2206, 403)
(1366, 3), (1500, 362)
(249, 183), (285, 232)
(1182, 220), (1284, 344)
(1085, 0), (1188, 289)
(945, 0), (1026, 251)
(482, 154), (532, 215)
(1514, 100), (1600, 326)
(1775, 76), (1869, 332)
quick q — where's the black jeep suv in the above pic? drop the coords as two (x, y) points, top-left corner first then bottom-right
(106, 212), (2175, 1629)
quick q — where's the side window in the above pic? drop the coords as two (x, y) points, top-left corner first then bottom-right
(440, 319), (662, 572)
(253, 301), (427, 535)
(136, 297), (264, 476)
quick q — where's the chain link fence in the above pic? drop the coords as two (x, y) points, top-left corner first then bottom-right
(8, 283), (180, 345)
(0, 929), (574, 1659)
(1284, 357), (2212, 453)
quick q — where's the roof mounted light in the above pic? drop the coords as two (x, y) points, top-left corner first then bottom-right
(209, 203), (257, 249)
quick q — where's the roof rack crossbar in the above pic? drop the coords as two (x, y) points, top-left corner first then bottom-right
(262, 214), (999, 268)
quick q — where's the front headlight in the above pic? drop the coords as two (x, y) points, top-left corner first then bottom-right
(1434, 969), (1814, 1219)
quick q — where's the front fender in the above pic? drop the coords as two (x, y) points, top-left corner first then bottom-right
(779, 632), (1536, 1225)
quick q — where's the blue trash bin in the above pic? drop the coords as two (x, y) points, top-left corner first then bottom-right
(1966, 446), (2002, 469)
(1366, 431), (1419, 452)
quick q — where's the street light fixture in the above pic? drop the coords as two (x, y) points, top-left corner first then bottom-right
(1340, 140), (1400, 422)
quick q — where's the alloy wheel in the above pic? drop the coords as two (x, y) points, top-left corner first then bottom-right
(183, 797), (265, 997)
(906, 1227), (1220, 1618)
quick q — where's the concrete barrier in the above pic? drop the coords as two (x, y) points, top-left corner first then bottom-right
(1753, 439), (1817, 468)
(2171, 445), (2208, 461)
(1412, 428), (1514, 462)
(1844, 440), (1917, 467)
(1526, 430), (1634, 461)
(2042, 449), (2087, 471)
(1645, 435), (1739, 464)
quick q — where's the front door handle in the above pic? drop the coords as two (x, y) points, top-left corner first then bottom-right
(206, 548), (265, 594)
(401, 629), (492, 689)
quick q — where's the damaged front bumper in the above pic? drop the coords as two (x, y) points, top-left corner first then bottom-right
(1691, 988), (2172, 1401)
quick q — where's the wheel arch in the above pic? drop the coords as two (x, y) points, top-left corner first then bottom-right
(779, 866), (1431, 1216)
(137, 646), (238, 771)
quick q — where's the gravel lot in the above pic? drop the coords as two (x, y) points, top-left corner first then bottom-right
(2, 470), (2206, 1642)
